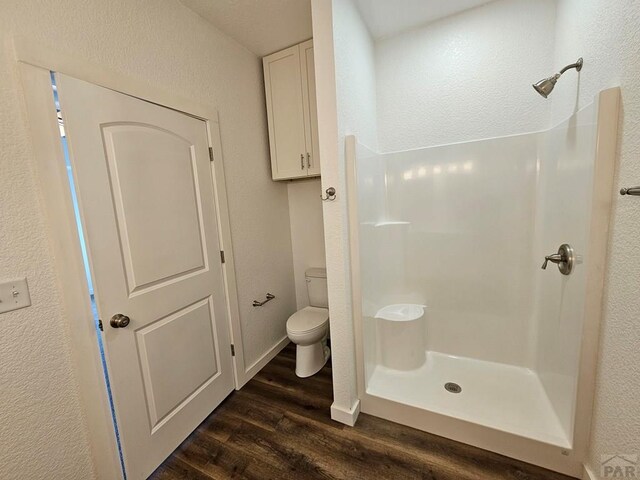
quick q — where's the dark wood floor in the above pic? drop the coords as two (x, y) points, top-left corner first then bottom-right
(150, 344), (575, 480)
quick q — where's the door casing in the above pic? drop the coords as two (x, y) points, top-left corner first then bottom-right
(15, 37), (247, 479)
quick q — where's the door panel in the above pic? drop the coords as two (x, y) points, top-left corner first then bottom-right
(263, 45), (307, 179)
(136, 297), (219, 429)
(103, 124), (207, 293)
(56, 73), (234, 480)
(300, 40), (321, 176)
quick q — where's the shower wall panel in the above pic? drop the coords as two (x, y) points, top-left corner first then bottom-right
(355, 142), (388, 385)
(532, 102), (598, 441)
(356, 134), (540, 367)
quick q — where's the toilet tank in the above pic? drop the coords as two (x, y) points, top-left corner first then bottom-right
(305, 268), (328, 308)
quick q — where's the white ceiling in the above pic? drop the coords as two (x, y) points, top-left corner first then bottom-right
(180, 0), (495, 57)
(180, 0), (313, 57)
(354, 0), (496, 39)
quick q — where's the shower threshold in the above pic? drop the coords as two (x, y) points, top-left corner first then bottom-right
(366, 351), (571, 449)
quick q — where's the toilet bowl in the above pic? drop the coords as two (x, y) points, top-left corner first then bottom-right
(286, 268), (330, 377)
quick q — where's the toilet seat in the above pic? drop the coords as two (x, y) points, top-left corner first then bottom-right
(286, 306), (329, 334)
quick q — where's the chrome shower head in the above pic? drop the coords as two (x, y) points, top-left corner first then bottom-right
(533, 74), (561, 98)
(533, 58), (583, 98)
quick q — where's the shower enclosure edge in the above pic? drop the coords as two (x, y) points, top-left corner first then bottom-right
(345, 135), (368, 402)
(345, 87), (620, 478)
(570, 85), (621, 469)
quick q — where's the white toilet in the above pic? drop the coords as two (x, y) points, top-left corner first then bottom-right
(286, 268), (330, 378)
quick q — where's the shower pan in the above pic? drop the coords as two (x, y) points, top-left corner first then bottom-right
(346, 88), (620, 477)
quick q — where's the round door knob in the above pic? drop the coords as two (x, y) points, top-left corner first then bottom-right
(110, 314), (130, 328)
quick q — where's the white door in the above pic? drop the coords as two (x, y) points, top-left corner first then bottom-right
(263, 44), (308, 180)
(56, 74), (235, 479)
(300, 40), (321, 176)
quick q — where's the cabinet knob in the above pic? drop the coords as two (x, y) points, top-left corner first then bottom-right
(300, 154), (305, 170)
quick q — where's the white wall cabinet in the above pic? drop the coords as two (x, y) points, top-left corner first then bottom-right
(263, 40), (320, 180)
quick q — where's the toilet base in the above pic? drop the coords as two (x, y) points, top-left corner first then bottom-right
(295, 342), (330, 378)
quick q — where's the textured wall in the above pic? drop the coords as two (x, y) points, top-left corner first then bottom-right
(376, 0), (557, 152)
(287, 179), (327, 309)
(0, 1), (295, 477)
(550, 0), (640, 476)
(308, 0), (379, 419)
(334, 0), (379, 151)
(332, 0), (378, 414)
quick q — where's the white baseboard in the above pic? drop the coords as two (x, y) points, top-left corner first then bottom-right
(331, 399), (361, 427)
(583, 464), (598, 480)
(238, 336), (290, 388)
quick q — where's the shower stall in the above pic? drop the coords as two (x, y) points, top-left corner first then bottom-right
(346, 88), (619, 475)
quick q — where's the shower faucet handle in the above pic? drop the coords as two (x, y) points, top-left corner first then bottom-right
(541, 244), (575, 275)
(541, 254), (563, 270)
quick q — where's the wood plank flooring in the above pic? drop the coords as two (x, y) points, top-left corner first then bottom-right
(150, 344), (576, 480)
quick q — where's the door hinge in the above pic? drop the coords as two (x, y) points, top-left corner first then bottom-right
(208, 147), (214, 162)
(98, 319), (103, 331)
(231, 344), (235, 356)
(220, 250), (225, 263)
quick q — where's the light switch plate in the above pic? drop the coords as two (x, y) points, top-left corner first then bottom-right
(0, 277), (31, 314)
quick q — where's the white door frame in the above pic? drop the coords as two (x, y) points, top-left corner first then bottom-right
(14, 37), (247, 478)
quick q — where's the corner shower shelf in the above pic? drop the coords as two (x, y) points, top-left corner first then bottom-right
(374, 221), (410, 227)
(375, 304), (426, 322)
(359, 221), (411, 227)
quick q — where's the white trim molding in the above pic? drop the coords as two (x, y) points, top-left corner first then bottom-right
(240, 336), (290, 388)
(583, 464), (598, 480)
(331, 399), (361, 427)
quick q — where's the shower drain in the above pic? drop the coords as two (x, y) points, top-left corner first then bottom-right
(444, 382), (462, 394)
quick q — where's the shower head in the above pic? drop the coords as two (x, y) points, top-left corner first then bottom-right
(533, 57), (583, 98)
(533, 74), (561, 98)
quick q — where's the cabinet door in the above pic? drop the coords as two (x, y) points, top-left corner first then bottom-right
(300, 40), (321, 176)
(263, 45), (307, 180)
